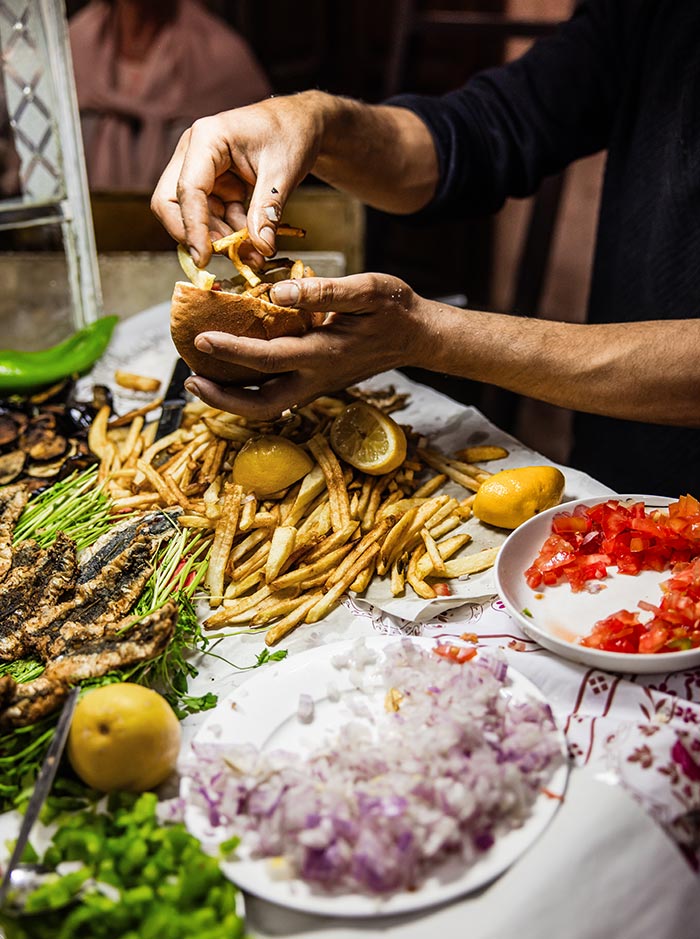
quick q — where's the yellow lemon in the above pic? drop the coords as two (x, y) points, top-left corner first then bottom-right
(330, 402), (407, 475)
(473, 465), (565, 529)
(232, 434), (313, 497)
(67, 683), (181, 793)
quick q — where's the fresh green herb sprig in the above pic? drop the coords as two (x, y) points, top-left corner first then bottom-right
(0, 791), (246, 939)
(12, 466), (114, 551)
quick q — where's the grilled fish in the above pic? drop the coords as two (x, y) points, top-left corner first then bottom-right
(0, 484), (30, 582)
(0, 603), (177, 729)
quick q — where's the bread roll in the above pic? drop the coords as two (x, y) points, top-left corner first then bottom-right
(170, 281), (313, 386)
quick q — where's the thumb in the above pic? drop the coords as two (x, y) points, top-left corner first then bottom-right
(270, 274), (391, 313)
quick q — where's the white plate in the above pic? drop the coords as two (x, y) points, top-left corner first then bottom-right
(496, 494), (700, 674)
(183, 635), (568, 918)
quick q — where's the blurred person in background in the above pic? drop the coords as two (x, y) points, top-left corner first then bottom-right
(69, 0), (271, 191)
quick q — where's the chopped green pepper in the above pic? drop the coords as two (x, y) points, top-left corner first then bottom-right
(0, 316), (118, 393)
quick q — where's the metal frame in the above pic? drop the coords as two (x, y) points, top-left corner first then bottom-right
(0, 0), (102, 329)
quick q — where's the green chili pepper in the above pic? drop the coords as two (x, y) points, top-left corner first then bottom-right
(0, 316), (118, 393)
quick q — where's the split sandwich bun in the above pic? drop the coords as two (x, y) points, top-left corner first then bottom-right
(170, 281), (314, 386)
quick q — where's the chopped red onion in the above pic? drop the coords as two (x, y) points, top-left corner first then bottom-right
(175, 640), (562, 894)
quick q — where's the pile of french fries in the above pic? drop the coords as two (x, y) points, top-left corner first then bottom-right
(88, 388), (508, 645)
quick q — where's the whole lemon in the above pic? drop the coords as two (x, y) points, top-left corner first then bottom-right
(232, 435), (313, 497)
(473, 465), (566, 529)
(67, 683), (181, 793)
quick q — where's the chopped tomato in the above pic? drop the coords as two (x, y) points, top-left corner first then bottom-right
(526, 497), (700, 592)
(433, 642), (477, 664)
(582, 556), (700, 653)
(433, 582), (452, 597)
(529, 495), (700, 654)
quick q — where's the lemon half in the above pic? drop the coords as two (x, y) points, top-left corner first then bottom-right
(330, 402), (407, 475)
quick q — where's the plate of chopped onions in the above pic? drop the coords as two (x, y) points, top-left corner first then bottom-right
(177, 636), (568, 917)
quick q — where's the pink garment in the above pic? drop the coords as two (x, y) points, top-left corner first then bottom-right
(69, 0), (272, 191)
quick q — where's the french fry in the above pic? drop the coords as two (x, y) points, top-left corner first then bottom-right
(455, 445), (508, 464)
(326, 518), (392, 588)
(239, 495), (257, 532)
(421, 528), (447, 577)
(308, 434), (351, 532)
(390, 557), (406, 596)
(110, 492), (161, 512)
(229, 528), (268, 565)
(406, 544), (435, 599)
(203, 415), (254, 442)
(441, 546), (500, 578)
(286, 464), (326, 525)
(207, 583), (273, 626)
(206, 481), (244, 605)
(290, 258), (305, 279)
(114, 370), (161, 393)
(230, 541), (270, 582)
(200, 438), (228, 484)
(88, 405), (111, 459)
(303, 520), (359, 564)
(136, 428), (192, 484)
(349, 555), (376, 594)
(203, 477), (222, 520)
(265, 592), (323, 646)
(265, 526), (297, 583)
(178, 514), (214, 529)
(416, 532), (473, 579)
(270, 543), (354, 590)
(305, 542), (381, 623)
(417, 447), (482, 492)
(251, 591), (306, 626)
(224, 570), (263, 599)
(109, 396), (165, 428)
(412, 473), (448, 499)
(377, 505), (419, 574)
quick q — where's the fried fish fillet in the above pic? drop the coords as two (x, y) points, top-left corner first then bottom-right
(0, 484), (30, 582)
(0, 603), (178, 729)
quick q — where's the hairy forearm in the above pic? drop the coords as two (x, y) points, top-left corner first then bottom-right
(420, 304), (700, 427)
(310, 92), (439, 214)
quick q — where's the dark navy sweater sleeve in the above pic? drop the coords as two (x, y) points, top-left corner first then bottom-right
(387, 0), (630, 219)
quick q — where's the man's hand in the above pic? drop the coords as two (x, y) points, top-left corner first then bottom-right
(151, 92), (330, 266)
(182, 274), (435, 420)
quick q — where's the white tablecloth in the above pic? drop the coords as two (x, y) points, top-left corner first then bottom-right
(103, 304), (700, 938)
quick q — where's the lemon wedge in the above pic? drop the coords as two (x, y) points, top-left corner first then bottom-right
(330, 402), (407, 475)
(232, 435), (313, 497)
(177, 244), (216, 290)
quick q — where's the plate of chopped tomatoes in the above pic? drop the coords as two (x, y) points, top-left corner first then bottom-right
(495, 494), (700, 673)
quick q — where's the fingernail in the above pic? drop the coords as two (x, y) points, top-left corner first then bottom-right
(195, 336), (212, 353)
(184, 378), (201, 397)
(259, 226), (275, 253)
(271, 281), (300, 306)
